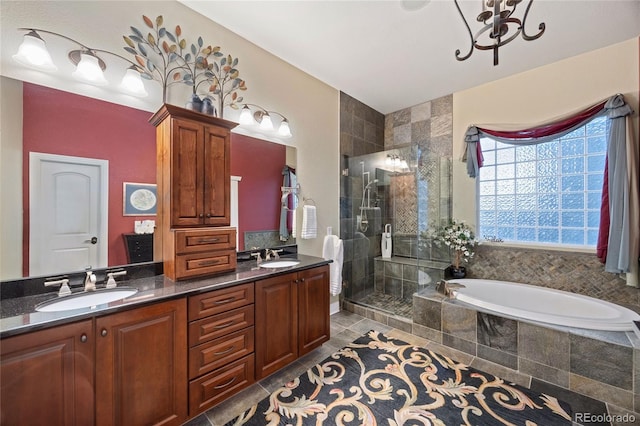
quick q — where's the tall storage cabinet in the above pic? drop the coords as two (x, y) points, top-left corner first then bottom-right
(150, 105), (238, 280)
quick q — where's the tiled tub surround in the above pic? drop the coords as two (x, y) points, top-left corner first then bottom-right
(469, 244), (639, 313)
(345, 291), (640, 420)
(374, 256), (448, 301)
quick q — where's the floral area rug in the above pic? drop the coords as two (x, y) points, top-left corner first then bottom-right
(226, 330), (573, 425)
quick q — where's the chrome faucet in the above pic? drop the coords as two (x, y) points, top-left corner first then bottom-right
(250, 252), (263, 264)
(265, 249), (283, 261)
(44, 278), (71, 297)
(105, 270), (127, 289)
(84, 269), (97, 292)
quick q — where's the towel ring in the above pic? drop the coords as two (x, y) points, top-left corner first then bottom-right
(303, 197), (316, 206)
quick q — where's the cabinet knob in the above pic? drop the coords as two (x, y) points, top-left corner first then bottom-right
(101, 329), (108, 337)
(80, 334), (88, 343)
(206, 213), (212, 218)
(199, 214), (204, 218)
(300, 278), (305, 282)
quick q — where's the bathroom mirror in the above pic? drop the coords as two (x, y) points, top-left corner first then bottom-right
(0, 77), (296, 281)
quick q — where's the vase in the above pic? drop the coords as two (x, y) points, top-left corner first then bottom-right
(185, 94), (202, 112)
(200, 97), (215, 115)
(446, 265), (466, 279)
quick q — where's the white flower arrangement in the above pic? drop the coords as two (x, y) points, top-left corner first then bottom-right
(435, 220), (478, 269)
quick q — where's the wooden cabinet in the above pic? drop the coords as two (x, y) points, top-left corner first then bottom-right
(187, 283), (255, 416)
(150, 104), (239, 281)
(0, 298), (187, 426)
(255, 273), (299, 379)
(298, 266), (331, 356)
(0, 320), (94, 425)
(255, 265), (330, 379)
(151, 105), (236, 228)
(174, 227), (237, 279)
(95, 299), (187, 426)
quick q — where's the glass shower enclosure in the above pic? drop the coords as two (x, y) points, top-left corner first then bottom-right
(341, 146), (452, 318)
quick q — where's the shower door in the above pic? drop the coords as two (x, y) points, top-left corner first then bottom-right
(341, 147), (451, 316)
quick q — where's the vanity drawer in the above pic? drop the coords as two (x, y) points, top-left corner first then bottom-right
(189, 327), (254, 379)
(175, 249), (237, 280)
(175, 227), (236, 254)
(189, 354), (255, 416)
(188, 305), (254, 347)
(188, 283), (254, 321)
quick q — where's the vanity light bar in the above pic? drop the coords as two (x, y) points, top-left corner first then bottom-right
(13, 28), (148, 98)
(238, 103), (292, 138)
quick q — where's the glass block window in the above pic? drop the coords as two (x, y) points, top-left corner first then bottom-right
(477, 116), (608, 247)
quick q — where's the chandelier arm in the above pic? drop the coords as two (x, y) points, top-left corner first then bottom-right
(520, 0), (546, 41)
(453, 0), (475, 61)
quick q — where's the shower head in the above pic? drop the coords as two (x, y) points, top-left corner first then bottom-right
(364, 179), (379, 189)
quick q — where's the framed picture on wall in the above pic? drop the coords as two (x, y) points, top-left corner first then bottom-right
(123, 182), (157, 216)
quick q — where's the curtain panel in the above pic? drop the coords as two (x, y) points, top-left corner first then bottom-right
(463, 94), (638, 286)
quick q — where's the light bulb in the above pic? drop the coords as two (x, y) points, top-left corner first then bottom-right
(259, 113), (273, 131)
(72, 52), (108, 86)
(12, 32), (57, 72)
(277, 119), (292, 137)
(119, 68), (147, 97)
(238, 106), (254, 125)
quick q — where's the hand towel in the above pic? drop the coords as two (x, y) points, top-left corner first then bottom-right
(322, 234), (344, 296)
(301, 205), (317, 239)
(291, 207), (297, 238)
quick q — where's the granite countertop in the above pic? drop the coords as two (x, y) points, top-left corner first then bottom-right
(0, 254), (330, 338)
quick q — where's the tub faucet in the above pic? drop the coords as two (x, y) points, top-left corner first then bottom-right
(436, 280), (465, 298)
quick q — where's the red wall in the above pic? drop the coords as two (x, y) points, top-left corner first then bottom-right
(230, 134), (286, 250)
(22, 83), (156, 274)
(22, 83), (287, 274)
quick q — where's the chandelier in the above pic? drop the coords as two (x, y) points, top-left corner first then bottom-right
(454, 0), (545, 66)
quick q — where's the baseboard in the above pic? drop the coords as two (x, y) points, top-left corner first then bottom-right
(329, 301), (340, 315)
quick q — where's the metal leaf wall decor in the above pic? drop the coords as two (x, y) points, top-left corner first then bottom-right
(123, 15), (247, 117)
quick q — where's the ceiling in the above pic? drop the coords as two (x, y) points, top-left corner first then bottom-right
(180, 0), (640, 115)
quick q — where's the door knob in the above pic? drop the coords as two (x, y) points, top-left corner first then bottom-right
(85, 236), (98, 244)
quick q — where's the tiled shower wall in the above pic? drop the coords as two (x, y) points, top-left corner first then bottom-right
(339, 92), (385, 300)
(469, 244), (640, 313)
(340, 92), (454, 301)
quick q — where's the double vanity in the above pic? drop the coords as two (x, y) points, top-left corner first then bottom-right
(0, 255), (331, 425)
(1, 104), (331, 425)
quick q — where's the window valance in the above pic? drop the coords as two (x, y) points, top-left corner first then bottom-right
(462, 94), (638, 286)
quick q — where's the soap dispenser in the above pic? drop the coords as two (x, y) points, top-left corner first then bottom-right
(381, 224), (392, 259)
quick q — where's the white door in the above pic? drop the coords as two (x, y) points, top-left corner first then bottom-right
(29, 152), (108, 276)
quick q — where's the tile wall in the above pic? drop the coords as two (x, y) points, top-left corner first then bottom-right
(339, 92), (386, 300)
(468, 244), (639, 313)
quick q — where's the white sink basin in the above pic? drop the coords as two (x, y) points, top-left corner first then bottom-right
(36, 287), (138, 312)
(259, 260), (300, 269)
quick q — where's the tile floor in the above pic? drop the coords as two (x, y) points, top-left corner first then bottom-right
(183, 311), (618, 426)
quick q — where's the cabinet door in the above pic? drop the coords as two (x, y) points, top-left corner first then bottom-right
(255, 273), (298, 379)
(95, 299), (187, 426)
(298, 265), (331, 356)
(203, 125), (230, 226)
(171, 118), (205, 227)
(1, 320), (94, 425)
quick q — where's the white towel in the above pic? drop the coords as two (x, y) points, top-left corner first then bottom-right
(300, 205), (317, 239)
(291, 207), (297, 238)
(322, 235), (344, 296)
